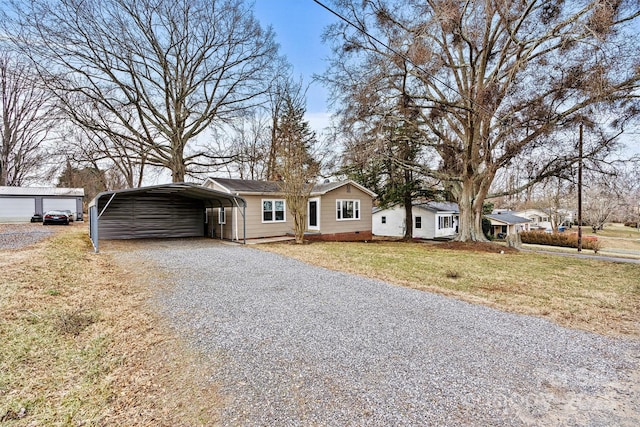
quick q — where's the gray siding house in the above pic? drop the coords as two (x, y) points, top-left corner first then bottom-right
(203, 178), (377, 241)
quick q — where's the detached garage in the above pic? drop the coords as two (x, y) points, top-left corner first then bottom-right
(0, 186), (84, 223)
(88, 183), (246, 252)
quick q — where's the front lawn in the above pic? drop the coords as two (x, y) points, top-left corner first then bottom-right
(259, 240), (640, 337)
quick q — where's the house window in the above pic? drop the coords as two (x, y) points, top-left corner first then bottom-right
(381, 216), (386, 224)
(263, 199), (286, 222)
(218, 208), (226, 224)
(438, 216), (451, 229)
(415, 216), (422, 229)
(336, 200), (360, 220)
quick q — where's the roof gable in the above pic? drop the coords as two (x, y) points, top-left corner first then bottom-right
(311, 180), (377, 198)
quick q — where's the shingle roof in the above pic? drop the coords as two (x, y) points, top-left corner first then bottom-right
(0, 186), (84, 197)
(485, 212), (531, 224)
(414, 201), (459, 212)
(206, 178), (377, 197)
(210, 178), (281, 193)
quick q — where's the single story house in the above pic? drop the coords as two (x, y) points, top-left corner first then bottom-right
(0, 186), (84, 222)
(485, 211), (531, 238)
(88, 183), (246, 252)
(372, 201), (459, 240)
(202, 177), (377, 241)
(508, 208), (552, 231)
(511, 208), (574, 231)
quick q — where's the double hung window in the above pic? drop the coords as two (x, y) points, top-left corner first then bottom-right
(438, 216), (452, 229)
(263, 199), (285, 222)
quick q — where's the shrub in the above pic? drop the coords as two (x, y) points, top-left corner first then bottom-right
(520, 231), (599, 250)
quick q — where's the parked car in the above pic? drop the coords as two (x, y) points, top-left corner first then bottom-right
(43, 210), (70, 225)
(30, 213), (43, 223)
(63, 210), (74, 222)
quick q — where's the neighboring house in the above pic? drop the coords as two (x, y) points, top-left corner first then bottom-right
(485, 211), (531, 238)
(511, 208), (552, 231)
(0, 186), (84, 222)
(202, 177), (377, 241)
(372, 201), (459, 240)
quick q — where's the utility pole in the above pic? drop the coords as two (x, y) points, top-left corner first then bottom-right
(577, 123), (583, 252)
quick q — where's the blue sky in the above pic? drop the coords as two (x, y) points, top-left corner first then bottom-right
(253, 0), (337, 132)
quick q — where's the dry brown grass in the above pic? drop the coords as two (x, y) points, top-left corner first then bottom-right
(259, 240), (640, 337)
(0, 227), (221, 426)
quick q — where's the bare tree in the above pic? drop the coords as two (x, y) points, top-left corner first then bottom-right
(323, 0), (640, 241)
(583, 185), (621, 232)
(0, 51), (56, 186)
(61, 125), (147, 189)
(5, 0), (280, 183)
(274, 80), (320, 244)
(223, 112), (271, 180)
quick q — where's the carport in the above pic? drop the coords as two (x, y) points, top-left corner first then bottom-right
(88, 183), (246, 252)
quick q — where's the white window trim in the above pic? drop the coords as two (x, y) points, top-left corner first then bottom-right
(308, 197), (320, 230)
(438, 215), (452, 230)
(218, 207), (226, 224)
(336, 199), (360, 221)
(262, 198), (286, 223)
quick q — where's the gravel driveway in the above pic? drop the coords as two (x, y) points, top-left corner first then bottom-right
(116, 240), (640, 426)
(0, 223), (58, 249)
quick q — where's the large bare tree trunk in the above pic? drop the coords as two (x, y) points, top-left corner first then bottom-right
(452, 174), (494, 242)
(403, 190), (413, 240)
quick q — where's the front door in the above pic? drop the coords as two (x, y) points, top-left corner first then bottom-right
(308, 198), (320, 231)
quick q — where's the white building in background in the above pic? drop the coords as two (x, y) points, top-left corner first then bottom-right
(0, 187), (84, 222)
(373, 201), (459, 240)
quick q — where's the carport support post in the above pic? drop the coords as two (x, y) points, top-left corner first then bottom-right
(243, 204), (246, 244)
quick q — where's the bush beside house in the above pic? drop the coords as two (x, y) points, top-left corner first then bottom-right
(520, 231), (600, 252)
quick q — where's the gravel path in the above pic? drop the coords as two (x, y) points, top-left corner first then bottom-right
(0, 223), (57, 250)
(117, 241), (640, 426)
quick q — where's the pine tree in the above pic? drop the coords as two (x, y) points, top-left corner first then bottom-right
(275, 91), (320, 244)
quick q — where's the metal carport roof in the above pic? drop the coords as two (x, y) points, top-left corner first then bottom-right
(89, 182), (247, 252)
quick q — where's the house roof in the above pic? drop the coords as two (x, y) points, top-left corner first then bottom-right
(208, 178), (281, 194)
(204, 178), (377, 198)
(373, 201), (459, 214)
(485, 212), (531, 224)
(0, 186), (84, 197)
(311, 180), (377, 197)
(88, 182), (246, 209)
(414, 201), (459, 213)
